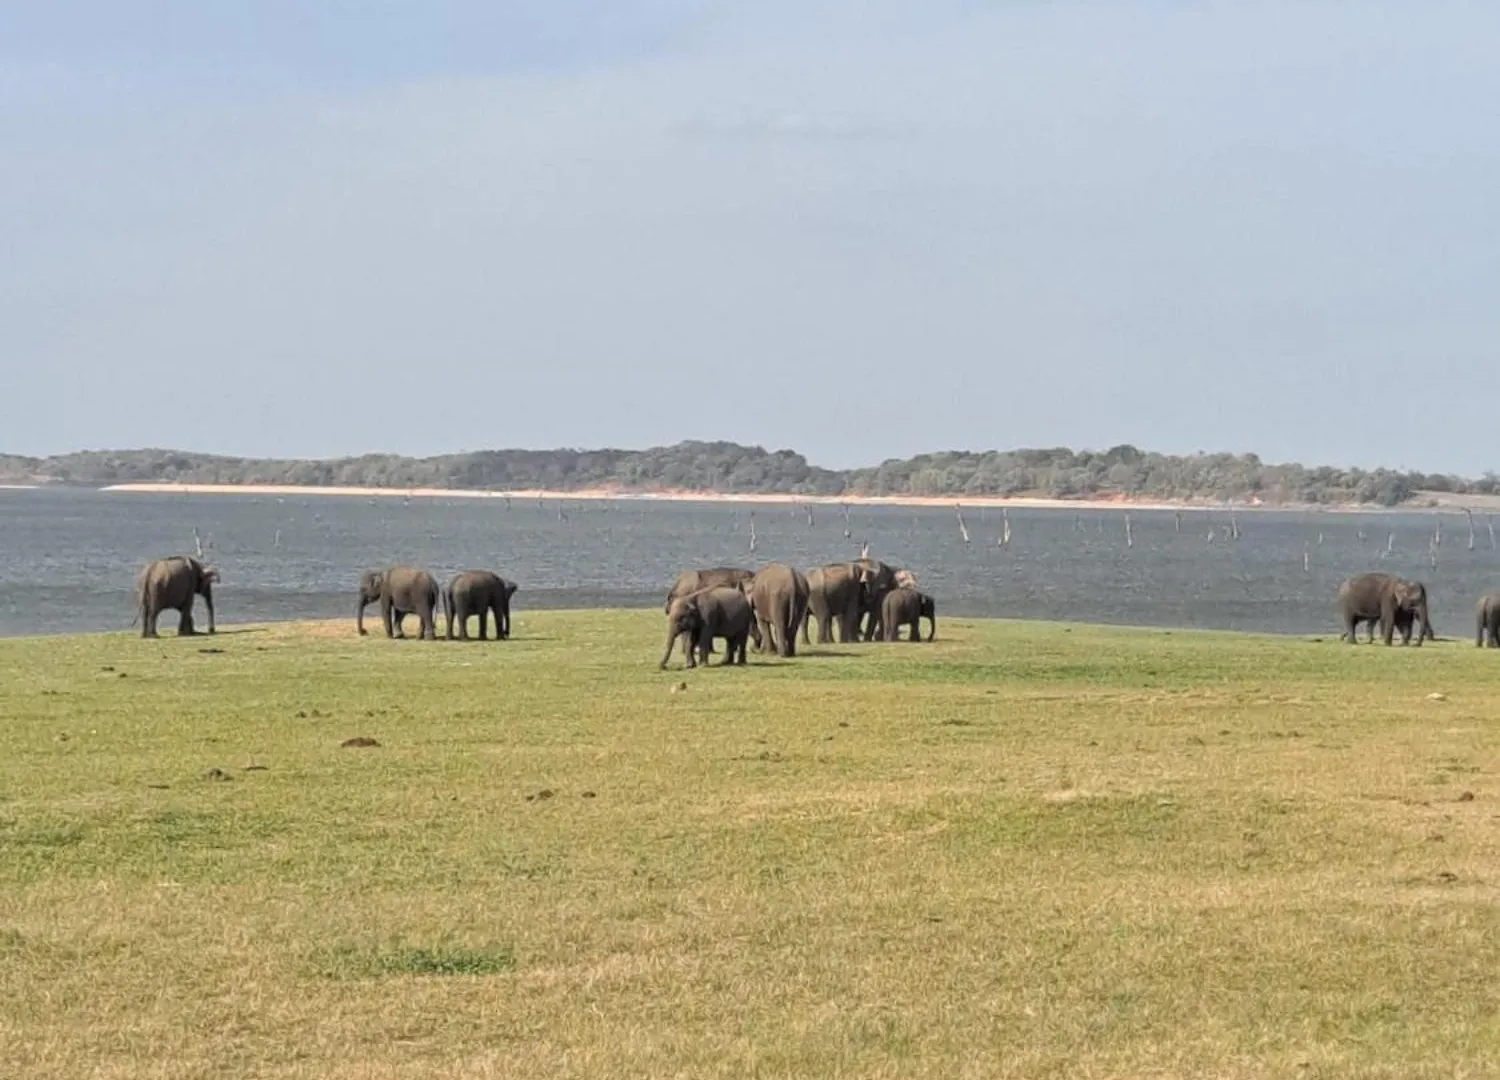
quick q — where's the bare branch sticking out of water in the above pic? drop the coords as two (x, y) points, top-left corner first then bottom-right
(955, 504), (970, 545)
(1124, 513), (1133, 549)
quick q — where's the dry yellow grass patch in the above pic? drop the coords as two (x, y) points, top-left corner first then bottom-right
(2, 614), (1499, 1078)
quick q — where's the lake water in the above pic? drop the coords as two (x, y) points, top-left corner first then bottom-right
(0, 488), (1495, 639)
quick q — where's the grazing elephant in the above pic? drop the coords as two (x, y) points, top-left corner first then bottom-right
(664, 567), (754, 613)
(357, 566), (439, 640)
(741, 563), (809, 658)
(881, 587), (935, 642)
(135, 556), (219, 638)
(1337, 572), (1431, 646)
(660, 586), (759, 669)
(854, 559), (916, 641)
(802, 563), (864, 644)
(1477, 592), (1500, 647)
(444, 570), (517, 641)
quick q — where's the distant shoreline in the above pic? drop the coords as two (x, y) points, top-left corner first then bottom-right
(87, 480), (1452, 514)
(95, 481), (1258, 511)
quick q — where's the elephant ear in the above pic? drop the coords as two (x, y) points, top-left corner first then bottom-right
(203, 566), (221, 585)
(505, 582), (519, 598)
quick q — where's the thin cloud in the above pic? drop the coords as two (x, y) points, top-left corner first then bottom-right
(671, 110), (914, 142)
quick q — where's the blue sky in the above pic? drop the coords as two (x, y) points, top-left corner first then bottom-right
(4, 1), (1498, 473)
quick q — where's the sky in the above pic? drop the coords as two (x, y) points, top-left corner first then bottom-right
(3, 1), (1498, 474)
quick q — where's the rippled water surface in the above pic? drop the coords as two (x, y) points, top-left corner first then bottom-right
(1, 488), (1496, 638)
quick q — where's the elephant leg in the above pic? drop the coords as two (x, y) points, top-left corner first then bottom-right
(142, 600), (158, 638)
(1478, 614), (1486, 648)
(840, 603), (859, 643)
(908, 619), (919, 643)
(421, 603), (436, 641)
(477, 606), (489, 641)
(178, 607), (197, 636)
(382, 597), (398, 638)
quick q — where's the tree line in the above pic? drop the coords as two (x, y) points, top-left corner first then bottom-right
(0, 442), (1493, 507)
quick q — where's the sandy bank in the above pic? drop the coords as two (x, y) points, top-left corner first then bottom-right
(98, 482), (1268, 512)
(94, 481), (1476, 514)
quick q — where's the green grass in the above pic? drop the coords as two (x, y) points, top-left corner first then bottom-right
(2, 612), (1499, 1078)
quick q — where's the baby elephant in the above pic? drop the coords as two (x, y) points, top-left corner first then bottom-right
(661, 586), (759, 670)
(881, 586), (935, 642)
(1477, 592), (1500, 647)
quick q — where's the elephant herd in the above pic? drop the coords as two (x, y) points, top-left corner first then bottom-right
(133, 556), (1500, 658)
(660, 557), (936, 670)
(133, 556), (517, 642)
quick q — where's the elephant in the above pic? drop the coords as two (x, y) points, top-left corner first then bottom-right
(802, 563), (865, 644)
(1477, 592), (1500, 647)
(741, 563), (809, 658)
(357, 566), (439, 640)
(1336, 572), (1431, 646)
(660, 586), (759, 669)
(664, 567), (754, 613)
(135, 556), (219, 638)
(444, 570), (517, 641)
(853, 558), (916, 641)
(881, 587), (936, 642)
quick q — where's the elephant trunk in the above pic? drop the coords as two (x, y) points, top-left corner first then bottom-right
(926, 613), (936, 642)
(660, 624), (680, 669)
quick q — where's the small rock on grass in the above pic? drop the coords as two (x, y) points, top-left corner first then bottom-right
(340, 736), (380, 748)
(669, 682), (688, 694)
(1428, 692), (1448, 702)
(202, 767), (233, 782)
(525, 789), (555, 802)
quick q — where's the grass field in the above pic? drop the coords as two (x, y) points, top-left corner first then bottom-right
(3, 612), (1500, 1078)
